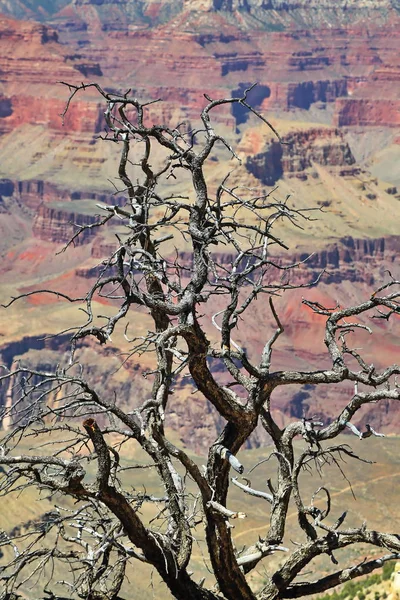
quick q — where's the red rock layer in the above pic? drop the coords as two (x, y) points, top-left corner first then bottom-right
(32, 203), (101, 244)
(0, 16), (104, 135)
(1, 10), (399, 142)
(49, 19), (400, 129)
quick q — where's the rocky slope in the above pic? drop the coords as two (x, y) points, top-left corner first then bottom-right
(49, 0), (400, 31)
(0, 0), (69, 20)
(1, 6), (399, 174)
(2, 0), (400, 27)
(50, 7), (400, 140)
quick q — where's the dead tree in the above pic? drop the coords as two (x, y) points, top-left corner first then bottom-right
(0, 83), (399, 600)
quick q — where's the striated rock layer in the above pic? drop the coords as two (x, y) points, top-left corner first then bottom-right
(0, 4), (399, 448)
(0, 15), (104, 139)
(1, 9), (400, 172)
(52, 0), (400, 31)
(50, 10), (400, 132)
(0, 234), (399, 450)
(245, 127), (355, 185)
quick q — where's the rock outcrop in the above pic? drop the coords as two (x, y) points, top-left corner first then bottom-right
(8, 178), (125, 210)
(1, 6), (399, 169)
(335, 96), (400, 128)
(289, 235), (398, 286)
(32, 202), (101, 244)
(0, 16), (103, 137)
(246, 127), (355, 185)
(43, 0), (399, 128)
(176, 235), (398, 288)
(0, 336), (152, 432)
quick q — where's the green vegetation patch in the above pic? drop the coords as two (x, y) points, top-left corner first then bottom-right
(317, 562), (396, 600)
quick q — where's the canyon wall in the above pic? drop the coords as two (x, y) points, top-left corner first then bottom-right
(0, 231), (398, 450)
(0, 2), (399, 448)
(0, 16), (104, 139)
(246, 127), (355, 185)
(32, 202), (100, 244)
(1, 7), (399, 147)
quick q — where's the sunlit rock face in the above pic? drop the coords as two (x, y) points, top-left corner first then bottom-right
(245, 127), (355, 185)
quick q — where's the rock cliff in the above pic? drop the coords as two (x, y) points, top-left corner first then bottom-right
(0, 16), (103, 138)
(245, 127), (355, 185)
(335, 97), (400, 128)
(0, 336), (152, 433)
(32, 201), (102, 244)
(176, 235), (398, 289)
(1, 6), (399, 162)
(47, 9), (400, 133)
(287, 235), (398, 287)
